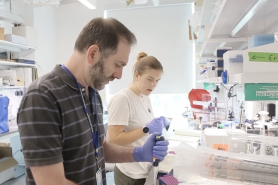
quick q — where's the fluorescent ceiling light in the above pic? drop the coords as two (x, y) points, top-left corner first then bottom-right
(78, 0), (96, 9)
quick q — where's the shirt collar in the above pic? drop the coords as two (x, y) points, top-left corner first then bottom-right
(52, 65), (97, 94)
(52, 64), (79, 91)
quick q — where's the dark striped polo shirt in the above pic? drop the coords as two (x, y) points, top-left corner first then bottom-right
(17, 65), (106, 185)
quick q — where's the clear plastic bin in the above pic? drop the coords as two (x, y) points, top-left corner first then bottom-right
(249, 34), (275, 48)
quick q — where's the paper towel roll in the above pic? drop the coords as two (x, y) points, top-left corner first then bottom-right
(24, 68), (32, 87)
(174, 129), (201, 137)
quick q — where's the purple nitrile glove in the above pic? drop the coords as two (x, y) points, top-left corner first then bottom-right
(146, 116), (170, 134)
(133, 132), (169, 162)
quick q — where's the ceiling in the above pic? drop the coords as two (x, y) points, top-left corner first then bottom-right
(60, 0), (194, 10)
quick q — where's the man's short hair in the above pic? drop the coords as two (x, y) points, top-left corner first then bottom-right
(74, 17), (137, 58)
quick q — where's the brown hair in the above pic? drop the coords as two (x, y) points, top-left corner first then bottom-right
(74, 17), (137, 59)
(133, 52), (163, 79)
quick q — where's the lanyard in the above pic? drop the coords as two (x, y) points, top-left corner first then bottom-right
(61, 65), (100, 167)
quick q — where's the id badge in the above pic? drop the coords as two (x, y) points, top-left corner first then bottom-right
(96, 167), (103, 185)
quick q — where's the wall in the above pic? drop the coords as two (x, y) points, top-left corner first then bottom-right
(106, 4), (194, 95)
(54, 2), (194, 112)
(55, 3), (105, 64)
(55, 3), (107, 102)
(34, 7), (57, 77)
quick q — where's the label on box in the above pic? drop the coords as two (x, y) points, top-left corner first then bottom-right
(245, 83), (278, 101)
(203, 83), (215, 90)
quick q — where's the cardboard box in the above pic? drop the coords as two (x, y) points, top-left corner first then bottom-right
(0, 27), (4, 40)
(194, 0), (204, 6)
(4, 34), (28, 46)
(13, 68), (24, 86)
(0, 146), (18, 184)
(0, 142), (10, 147)
(12, 26), (37, 48)
(188, 20), (197, 41)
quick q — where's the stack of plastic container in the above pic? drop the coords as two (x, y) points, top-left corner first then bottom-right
(215, 47), (231, 77)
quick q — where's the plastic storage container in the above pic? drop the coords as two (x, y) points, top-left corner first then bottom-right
(249, 34), (275, 48)
(216, 58), (224, 68)
(223, 50), (244, 75)
(206, 59), (216, 69)
(216, 47), (232, 57)
(215, 68), (223, 77)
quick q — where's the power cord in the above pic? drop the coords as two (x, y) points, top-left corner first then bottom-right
(221, 83), (229, 91)
(221, 83), (237, 98)
(227, 84), (237, 99)
(6, 149), (26, 181)
(13, 149), (22, 156)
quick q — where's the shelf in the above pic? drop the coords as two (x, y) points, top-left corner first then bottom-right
(197, 77), (222, 83)
(197, 0), (278, 57)
(200, 37), (248, 57)
(0, 86), (25, 89)
(196, 0), (218, 45)
(200, 0), (218, 27)
(0, 40), (36, 56)
(0, 130), (19, 142)
(208, 0), (278, 39)
(0, 10), (22, 24)
(229, 73), (278, 84)
(0, 61), (37, 68)
(196, 73), (278, 84)
(197, 56), (215, 64)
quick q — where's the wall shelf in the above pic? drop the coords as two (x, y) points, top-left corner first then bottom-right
(197, 0), (278, 57)
(0, 61), (37, 68)
(200, 37), (248, 57)
(0, 40), (36, 56)
(0, 86), (25, 89)
(0, 130), (19, 142)
(196, 0), (218, 45)
(208, 0), (278, 39)
(0, 10), (22, 24)
(197, 77), (222, 83)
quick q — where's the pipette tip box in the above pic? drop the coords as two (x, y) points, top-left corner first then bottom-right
(159, 175), (179, 185)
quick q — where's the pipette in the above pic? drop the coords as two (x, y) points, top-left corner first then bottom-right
(153, 135), (165, 185)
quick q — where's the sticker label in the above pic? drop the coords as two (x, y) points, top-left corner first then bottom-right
(248, 52), (278, 62)
(213, 144), (229, 151)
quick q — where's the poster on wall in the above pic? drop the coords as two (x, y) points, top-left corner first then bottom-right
(245, 83), (278, 101)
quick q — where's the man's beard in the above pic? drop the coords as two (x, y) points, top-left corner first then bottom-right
(89, 58), (114, 90)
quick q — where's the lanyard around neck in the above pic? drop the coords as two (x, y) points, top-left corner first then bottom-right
(61, 65), (100, 161)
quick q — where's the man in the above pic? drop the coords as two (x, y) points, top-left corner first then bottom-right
(17, 17), (169, 185)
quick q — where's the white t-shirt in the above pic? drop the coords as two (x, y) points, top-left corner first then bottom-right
(108, 88), (154, 179)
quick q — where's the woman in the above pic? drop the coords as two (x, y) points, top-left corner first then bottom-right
(108, 52), (168, 185)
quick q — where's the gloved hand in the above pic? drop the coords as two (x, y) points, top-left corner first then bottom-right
(146, 116), (170, 133)
(133, 132), (169, 162)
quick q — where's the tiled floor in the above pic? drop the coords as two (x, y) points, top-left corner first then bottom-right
(3, 172), (115, 185)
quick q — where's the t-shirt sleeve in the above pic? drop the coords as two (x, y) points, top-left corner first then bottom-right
(108, 94), (129, 126)
(17, 89), (62, 167)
